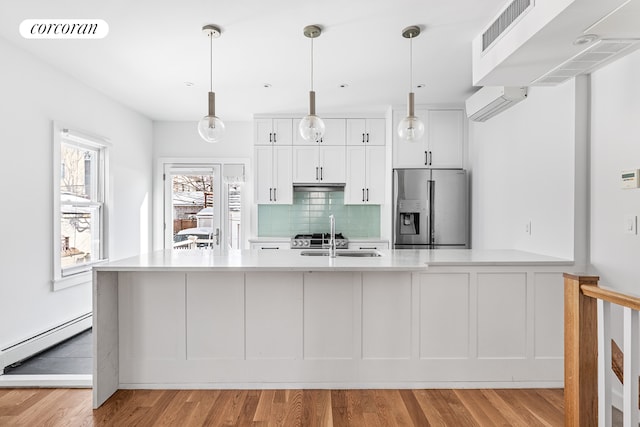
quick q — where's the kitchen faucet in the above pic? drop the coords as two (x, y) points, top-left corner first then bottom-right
(329, 214), (336, 258)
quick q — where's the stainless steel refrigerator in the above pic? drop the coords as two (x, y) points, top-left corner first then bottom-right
(393, 168), (469, 249)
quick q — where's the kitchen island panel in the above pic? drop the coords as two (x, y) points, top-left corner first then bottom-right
(534, 272), (564, 359)
(119, 272), (186, 363)
(362, 272), (412, 359)
(303, 272), (359, 360)
(245, 272), (303, 360)
(186, 272), (245, 360)
(477, 273), (527, 359)
(419, 273), (471, 359)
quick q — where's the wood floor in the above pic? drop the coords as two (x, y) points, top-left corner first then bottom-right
(0, 388), (564, 426)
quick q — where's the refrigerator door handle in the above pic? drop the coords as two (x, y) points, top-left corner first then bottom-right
(428, 180), (435, 245)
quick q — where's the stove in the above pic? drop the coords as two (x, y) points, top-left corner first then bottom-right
(291, 233), (349, 249)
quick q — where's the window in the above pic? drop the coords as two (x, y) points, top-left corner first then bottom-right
(53, 124), (109, 290)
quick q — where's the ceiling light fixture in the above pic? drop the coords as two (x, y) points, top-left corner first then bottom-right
(397, 25), (424, 142)
(197, 24), (225, 143)
(299, 25), (325, 142)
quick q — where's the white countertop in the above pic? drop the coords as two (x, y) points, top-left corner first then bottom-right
(94, 249), (571, 272)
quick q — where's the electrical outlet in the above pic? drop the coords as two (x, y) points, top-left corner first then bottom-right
(624, 215), (637, 235)
(525, 220), (532, 235)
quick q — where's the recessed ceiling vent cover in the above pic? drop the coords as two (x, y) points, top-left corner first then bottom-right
(482, 0), (533, 52)
(533, 39), (640, 86)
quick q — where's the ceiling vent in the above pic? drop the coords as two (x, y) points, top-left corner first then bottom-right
(482, 0), (534, 52)
(532, 39), (640, 86)
(466, 86), (528, 122)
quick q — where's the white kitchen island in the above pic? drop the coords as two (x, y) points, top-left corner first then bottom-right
(93, 249), (571, 408)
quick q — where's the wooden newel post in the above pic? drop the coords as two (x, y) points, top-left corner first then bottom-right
(564, 273), (600, 427)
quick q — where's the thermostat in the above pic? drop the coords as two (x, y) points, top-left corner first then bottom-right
(621, 169), (640, 189)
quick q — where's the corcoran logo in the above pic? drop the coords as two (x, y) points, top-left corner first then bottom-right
(19, 19), (109, 39)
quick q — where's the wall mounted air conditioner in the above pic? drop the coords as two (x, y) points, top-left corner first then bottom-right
(465, 86), (528, 122)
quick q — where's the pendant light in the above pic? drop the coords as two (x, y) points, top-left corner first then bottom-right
(397, 25), (424, 142)
(197, 25), (225, 143)
(299, 25), (325, 142)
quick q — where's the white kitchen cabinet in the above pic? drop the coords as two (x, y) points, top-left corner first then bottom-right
(393, 109), (464, 168)
(293, 145), (346, 184)
(294, 118), (346, 145)
(346, 118), (385, 146)
(255, 118), (293, 145)
(255, 145), (292, 204)
(345, 145), (385, 204)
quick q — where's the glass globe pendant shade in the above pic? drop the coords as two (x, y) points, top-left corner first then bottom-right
(397, 116), (424, 142)
(299, 114), (325, 142)
(198, 114), (225, 143)
(198, 91), (225, 143)
(398, 91), (424, 142)
(299, 90), (325, 142)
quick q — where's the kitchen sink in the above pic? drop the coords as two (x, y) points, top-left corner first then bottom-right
(300, 250), (381, 257)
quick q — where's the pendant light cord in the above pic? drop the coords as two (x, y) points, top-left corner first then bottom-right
(409, 34), (413, 92)
(209, 33), (213, 92)
(310, 37), (314, 91)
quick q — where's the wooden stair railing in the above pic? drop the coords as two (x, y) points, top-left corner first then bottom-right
(564, 273), (640, 427)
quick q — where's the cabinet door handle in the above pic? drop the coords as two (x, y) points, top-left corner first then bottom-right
(273, 188), (277, 201)
(362, 133), (365, 143)
(429, 151), (433, 166)
(273, 132), (277, 143)
(366, 188), (369, 201)
(316, 167), (319, 180)
(362, 188), (365, 202)
(269, 132), (273, 143)
(366, 133), (370, 143)
(261, 247), (279, 250)
(424, 151), (428, 165)
(320, 167), (323, 180)
(269, 188), (272, 201)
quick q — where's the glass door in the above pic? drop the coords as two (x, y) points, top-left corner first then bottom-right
(164, 164), (222, 250)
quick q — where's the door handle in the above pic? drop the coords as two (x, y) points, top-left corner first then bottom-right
(273, 132), (277, 143)
(429, 151), (433, 166)
(269, 132), (273, 143)
(362, 188), (365, 202)
(269, 188), (273, 201)
(362, 133), (365, 143)
(366, 188), (369, 201)
(424, 151), (428, 165)
(316, 167), (319, 180)
(274, 187), (277, 201)
(320, 167), (323, 180)
(366, 133), (370, 143)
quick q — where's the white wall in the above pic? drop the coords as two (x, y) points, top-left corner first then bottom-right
(152, 121), (253, 249)
(468, 84), (576, 259)
(0, 36), (153, 350)
(590, 49), (640, 293)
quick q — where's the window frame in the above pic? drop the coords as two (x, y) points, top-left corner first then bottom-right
(52, 122), (110, 291)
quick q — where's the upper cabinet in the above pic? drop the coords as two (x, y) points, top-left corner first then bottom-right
(294, 119), (346, 145)
(346, 119), (385, 146)
(255, 118), (293, 145)
(292, 118), (346, 184)
(255, 145), (293, 204)
(393, 109), (464, 168)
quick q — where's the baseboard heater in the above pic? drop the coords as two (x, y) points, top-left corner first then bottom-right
(0, 313), (92, 374)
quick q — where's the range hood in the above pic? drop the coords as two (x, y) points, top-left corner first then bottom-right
(293, 183), (345, 192)
(472, 0), (640, 87)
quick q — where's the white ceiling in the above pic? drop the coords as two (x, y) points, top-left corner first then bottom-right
(0, 0), (507, 121)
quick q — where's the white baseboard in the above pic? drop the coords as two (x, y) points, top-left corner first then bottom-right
(0, 314), (92, 373)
